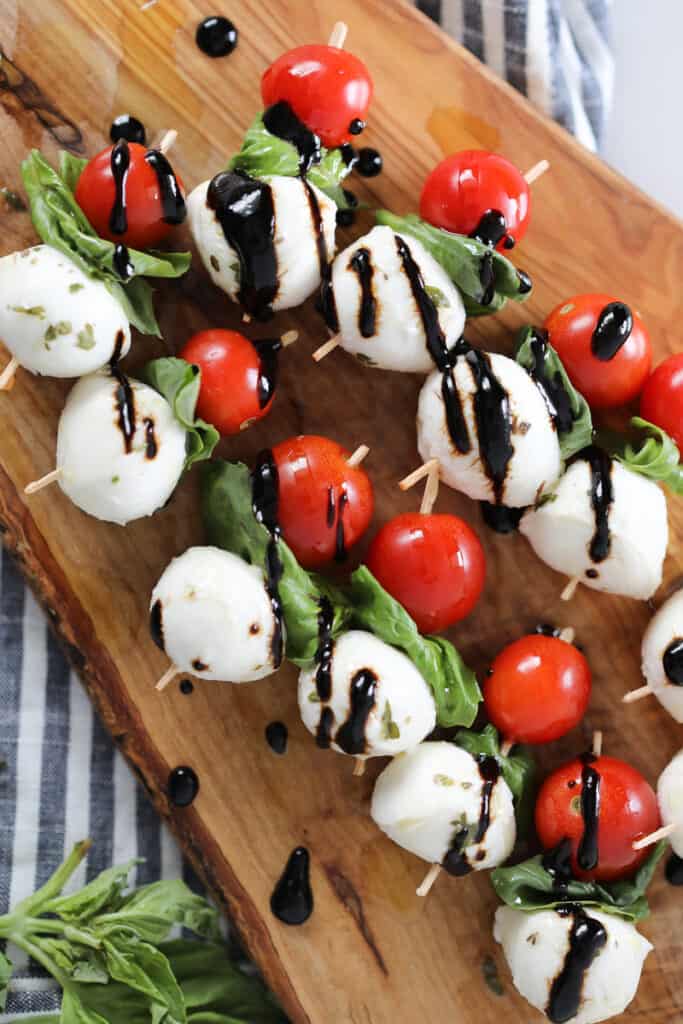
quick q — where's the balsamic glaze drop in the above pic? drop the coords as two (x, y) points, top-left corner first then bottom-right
(109, 139), (130, 235)
(464, 345), (514, 505)
(168, 766), (199, 807)
(251, 451), (284, 668)
(356, 147), (383, 178)
(149, 599), (165, 651)
(110, 364), (136, 454)
(542, 837), (574, 894)
(195, 15), (238, 58)
(570, 447), (614, 563)
(207, 171), (278, 320)
(270, 847), (313, 925)
(265, 721), (288, 755)
(349, 118), (365, 135)
(526, 328), (575, 434)
(263, 101), (321, 174)
(666, 852), (683, 885)
(480, 501), (524, 534)
(336, 208), (355, 228)
(334, 491), (349, 562)
(443, 755), (500, 876)
(469, 209), (510, 249)
(577, 752), (601, 872)
(110, 114), (146, 145)
(517, 269), (533, 294)
(113, 243), (134, 281)
(340, 143), (358, 168)
(546, 905), (607, 1024)
(663, 638), (683, 686)
(179, 678), (194, 695)
(535, 623), (561, 638)
(442, 827), (472, 877)
(111, 330), (126, 365)
(349, 247), (376, 337)
(591, 302), (633, 361)
(253, 338), (282, 409)
(326, 487), (336, 528)
(479, 251), (496, 305)
(143, 418), (158, 459)
(316, 706), (335, 749)
(334, 669), (377, 755)
(144, 150), (186, 225)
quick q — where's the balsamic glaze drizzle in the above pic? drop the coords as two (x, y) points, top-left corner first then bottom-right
(517, 269), (532, 294)
(195, 15), (238, 58)
(334, 491), (349, 562)
(663, 638), (683, 686)
(480, 502), (524, 534)
(110, 364), (136, 453)
(265, 721), (288, 755)
(113, 243), (134, 281)
(168, 766), (199, 807)
(546, 905), (607, 1024)
(542, 837), (573, 895)
(315, 597), (335, 703)
(251, 450), (284, 668)
(207, 171), (278, 320)
(335, 669), (378, 755)
(326, 487), (336, 528)
(253, 338), (282, 409)
(442, 755), (500, 877)
(263, 101), (321, 174)
(469, 209), (511, 249)
(577, 752), (601, 872)
(340, 143), (359, 168)
(144, 149), (187, 225)
(111, 329), (126, 365)
(149, 599), (165, 651)
(356, 147), (383, 178)
(316, 706), (335, 749)
(349, 247), (376, 337)
(109, 139), (130, 235)
(270, 847), (313, 925)
(591, 302), (633, 361)
(570, 447), (614, 563)
(143, 418), (158, 459)
(666, 853), (683, 885)
(464, 344), (514, 504)
(110, 114), (146, 145)
(526, 328), (575, 433)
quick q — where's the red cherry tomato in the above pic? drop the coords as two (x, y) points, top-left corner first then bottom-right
(179, 330), (274, 436)
(544, 294), (652, 410)
(535, 755), (660, 882)
(365, 513), (485, 633)
(271, 436), (374, 569)
(419, 150), (530, 251)
(75, 142), (185, 249)
(261, 45), (373, 148)
(483, 634), (591, 744)
(640, 354), (683, 452)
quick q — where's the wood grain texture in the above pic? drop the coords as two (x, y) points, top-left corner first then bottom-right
(1, 1), (682, 1021)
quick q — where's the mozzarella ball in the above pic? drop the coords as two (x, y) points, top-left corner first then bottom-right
(150, 546), (282, 682)
(417, 350), (562, 507)
(0, 245), (130, 377)
(641, 589), (683, 722)
(330, 226), (466, 373)
(56, 370), (187, 525)
(521, 456), (667, 600)
(298, 630), (436, 758)
(371, 741), (515, 871)
(187, 175), (336, 313)
(494, 905), (652, 1024)
(657, 748), (683, 858)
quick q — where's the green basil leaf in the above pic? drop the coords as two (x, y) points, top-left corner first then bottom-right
(59, 152), (88, 193)
(138, 358), (219, 470)
(375, 210), (530, 313)
(612, 416), (683, 493)
(163, 940), (287, 1024)
(45, 860), (140, 922)
(0, 948), (12, 1010)
(102, 933), (185, 1024)
(20, 150), (191, 337)
(95, 879), (221, 945)
(201, 460), (351, 665)
(308, 148), (352, 209)
(491, 839), (667, 922)
(454, 724), (536, 833)
(60, 989), (111, 1024)
(348, 566), (481, 728)
(514, 326), (593, 461)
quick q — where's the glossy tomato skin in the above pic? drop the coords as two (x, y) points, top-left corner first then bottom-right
(365, 512), (485, 633)
(640, 353), (683, 452)
(484, 635), (591, 744)
(535, 755), (660, 882)
(75, 142), (185, 249)
(261, 45), (373, 148)
(419, 150), (530, 251)
(544, 294), (652, 409)
(271, 436), (374, 569)
(179, 330), (271, 437)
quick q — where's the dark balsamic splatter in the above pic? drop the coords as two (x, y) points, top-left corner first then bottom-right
(253, 338), (282, 409)
(109, 139), (130, 235)
(666, 853), (683, 885)
(469, 209), (511, 249)
(443, 755), (500, 876)
(195, 16), (238, 58)
(349, 118), (365, 135)
(144, 150), (186, 225)
(263, 101), (321, 174)
(149, 599), (164, 651)
(546, 905), (607, 1024)
(591, 302), (633, 361)
(334, 491), (349, 563)
(265, 721), (288, 755)
(251, 450), (284, 668)
(542, 837), (573, 894)
(356, 147), (383, 177)
(110, 364), (136, 454)
(113, 243), (134, 281)
(349, 247), (376, 337)
(334, 669), (377, 755)
(577, 752), (601, 872)
(480, 502), (524, 534)
(315, 597), (335, 703)
(168, 766), (199, 807)
(570, 447), (614, 563)
(179, 678), (194, 695)
(270, 847), (313, 925)
(110, 114), (146, 145)
(663, 639), (683, 686)
(143, 417), (158, 459)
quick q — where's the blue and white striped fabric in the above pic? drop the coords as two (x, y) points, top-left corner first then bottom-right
(0, 2), (613, 1017)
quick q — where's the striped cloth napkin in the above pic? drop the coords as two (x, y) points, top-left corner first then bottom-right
(0, 1), (613, 1017)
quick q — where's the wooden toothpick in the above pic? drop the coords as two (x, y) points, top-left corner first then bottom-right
(347, 444), (370, 468)
(312, 336), (340, 362)
(632, 823), (677, 851)
(155, 664), (180, 693)
(328, 21), (348, 49)
(524, 159), (550, 185)
(500, 739), (514, 758)
(25, 468), (62, 495)
(280, 330), (299, 347)
(399, 459), (439, 492)
(592, 730), (603, 758)
(559, 627), (576, 644)
(623, 684), (655, 704)
(0, 357), (19, 391)
(353, 757), (366, 777)
(420, 461), (439, 514)
(158, 129), (178, 155)
(416, 863), (441, 897)
(561, 576), (581, 602)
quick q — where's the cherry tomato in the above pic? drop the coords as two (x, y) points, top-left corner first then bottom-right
(75, 142), (185, 249)
(271, 436), (374, 569)
(640, 354), (683, 452)
(261, 45), (373, 148)
(419, 150), (530, 251)
(544, 294), (652, 409)
(535, 755), (660, 882)
(179, 330), (275, 436)
(483, 634), (591, 744)
(365, 513), (485, 633)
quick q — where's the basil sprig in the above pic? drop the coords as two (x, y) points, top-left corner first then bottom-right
(201, 459), (481, 727)
(515, 326), (593, 461)
(138, 357), (219, 470)
(227, 111), (352, 207)
(491, 839), (667, 923)
(20, 151), (191, 337)
(374, 210), (531, 315)
(0, 839), (284, 1023)
(612, 416), (683, 494)
(455, 725), (536, 832)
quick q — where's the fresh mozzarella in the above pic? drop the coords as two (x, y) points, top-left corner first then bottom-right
(150, 546), (282, 683)
(657, 748), (683, 858)
(641, 589), (683, 722)
(0, 245), (130, 377)
(56, 370), (187, 525)
(494, 905), (652, 1024)
(371, 741), (515, 871)
(417, 350), (562, 506)
(187, 175), (336, 312)
(331, 226), (466, 373)
(520, 455), (667, 600)
(298, 630), (436, 758)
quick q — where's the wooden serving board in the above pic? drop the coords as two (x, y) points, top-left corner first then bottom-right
(1, 1), (683, 1020)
